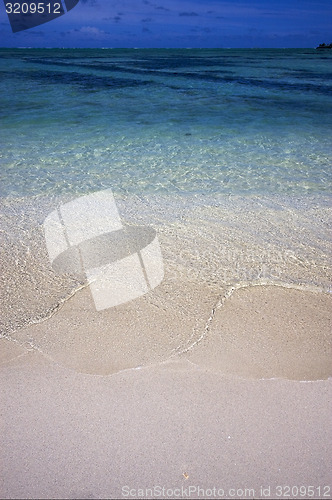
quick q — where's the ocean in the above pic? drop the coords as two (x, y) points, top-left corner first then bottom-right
(1, 48), (331, 337)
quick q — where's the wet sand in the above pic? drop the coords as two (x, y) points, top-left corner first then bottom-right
(185, 285), (332, 380)
(1, 283), (331, 499)
(4, 283), (332, 380)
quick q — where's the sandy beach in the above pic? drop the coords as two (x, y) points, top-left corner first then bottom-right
(1, 46), (332, 499)
(1, 278), (331, 499)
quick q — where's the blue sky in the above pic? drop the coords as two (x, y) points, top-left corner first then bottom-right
(0, 0), (331, 48)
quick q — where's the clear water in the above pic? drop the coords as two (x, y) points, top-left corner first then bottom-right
(0, 48), (331, 334)
(0, 48), (331, 198)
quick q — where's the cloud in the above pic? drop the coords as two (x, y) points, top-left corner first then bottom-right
(179, 12), (199, 17)
(2, 0), (330, 49)
(76, 26), (107, 37)
(102, 13), (122, 23)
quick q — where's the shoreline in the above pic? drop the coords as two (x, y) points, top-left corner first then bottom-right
(1, 192), (331, 498)
(1, 190), (331, 337)
(2, 282), (331, 380)
(1, 46), (332, 499)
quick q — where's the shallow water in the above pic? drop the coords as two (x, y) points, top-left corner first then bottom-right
(1, 48), (331, 198)
(0, 48), (331, 335)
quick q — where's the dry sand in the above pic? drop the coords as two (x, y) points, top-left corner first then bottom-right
(1, 283), (331, 499)
(0, 354), (331, 500)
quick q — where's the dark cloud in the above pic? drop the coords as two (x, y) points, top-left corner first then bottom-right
(179, 12), (199, 17)
(141, 0), (170, 10)
(102, 16), (119, 22)
(80, 0), (98, 5)
(103, 13), (122, 23)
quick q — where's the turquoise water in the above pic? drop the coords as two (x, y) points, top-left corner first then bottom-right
(1, 48), (331, 335)
(0, 48), (331, 198)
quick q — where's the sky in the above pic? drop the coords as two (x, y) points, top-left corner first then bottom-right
(0, 0), (331, 48)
